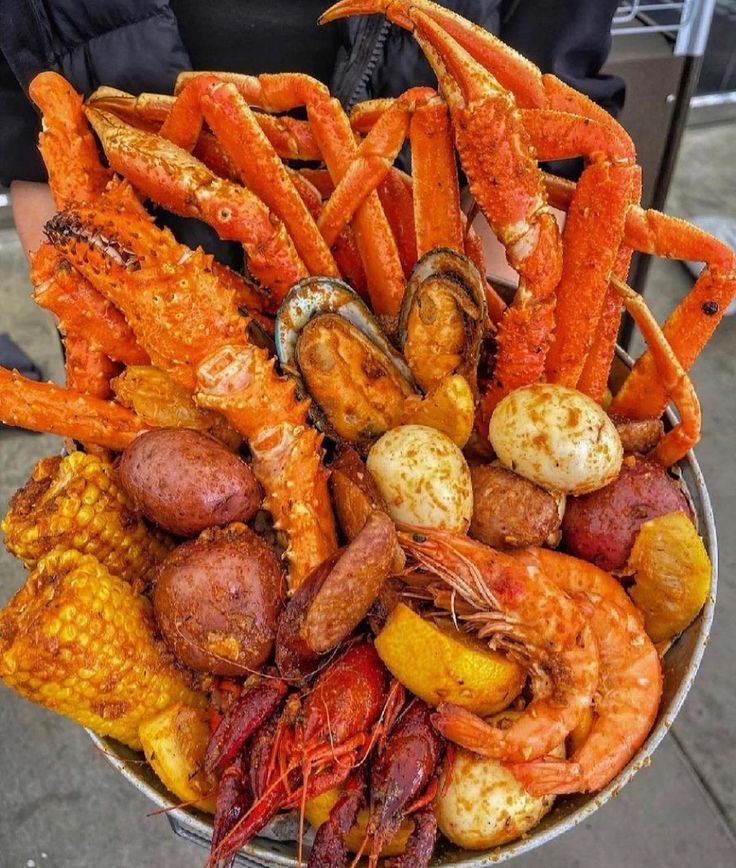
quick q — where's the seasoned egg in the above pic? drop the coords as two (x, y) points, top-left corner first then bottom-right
(489, 383), (623, 495)
(367, 424), (473, 531)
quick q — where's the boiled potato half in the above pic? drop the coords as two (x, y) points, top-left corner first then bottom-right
(367, 424), (473, 531)
(489, 384), (623, 495)
(436, 720), (564, 849)
(138, 703), (217, 813)
(401, 374), (475, 448)
(375, 603), (524, 716)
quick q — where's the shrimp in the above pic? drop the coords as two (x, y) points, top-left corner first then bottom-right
(505, 548), (663, 794)
(398, 529), (599, 762)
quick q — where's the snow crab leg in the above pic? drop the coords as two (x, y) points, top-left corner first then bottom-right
(323, 0), (638, 391)
(545, 173), (736, 418)
(83, 106), (306, 301)
(176, 71), (406, 316)
(0, 366), (145, 449)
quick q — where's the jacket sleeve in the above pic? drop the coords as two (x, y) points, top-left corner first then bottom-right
(0, 52), (45, 186)
(0, 0), (191, 185)
(501, 0), (625, 115)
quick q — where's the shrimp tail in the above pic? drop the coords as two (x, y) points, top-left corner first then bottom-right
(504, 758), (583, 796)
(431, 704), (503, 759)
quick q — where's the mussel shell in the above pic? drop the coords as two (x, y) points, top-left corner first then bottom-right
(398, 248), (487, 397)
(275, 277), (416, 444)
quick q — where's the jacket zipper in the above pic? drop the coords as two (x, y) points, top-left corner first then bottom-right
(345, 19), (392, 111)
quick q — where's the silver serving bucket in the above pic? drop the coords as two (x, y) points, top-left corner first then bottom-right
(87, 349), (718, 866)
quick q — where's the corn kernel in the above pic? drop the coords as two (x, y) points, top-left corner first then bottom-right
(0, 549), (204, 749)
(2, 453), (173, 583)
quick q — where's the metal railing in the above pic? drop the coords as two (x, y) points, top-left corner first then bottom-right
(612, 0), (716, 56)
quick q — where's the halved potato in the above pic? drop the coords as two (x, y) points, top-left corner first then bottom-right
(436, 723), (564, 849)
(401, 374), (475, 447)
(138, 703), (218, 813)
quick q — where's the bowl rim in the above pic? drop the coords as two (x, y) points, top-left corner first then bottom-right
(88, 348), (719, 866)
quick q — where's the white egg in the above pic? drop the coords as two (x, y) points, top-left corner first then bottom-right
(367, 424), (473, 532)
(489, 383), (623, 495)
(435, 719), (564, 850)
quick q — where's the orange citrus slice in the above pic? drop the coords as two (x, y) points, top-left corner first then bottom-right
(375, 603), (524, 716)
(627, 511), (711, 643)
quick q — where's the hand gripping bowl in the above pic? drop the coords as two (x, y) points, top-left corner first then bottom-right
(87, 348), (718, 867)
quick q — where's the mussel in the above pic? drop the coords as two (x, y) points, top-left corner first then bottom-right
(275, 278), (416, 448)
(398, 248), (487, 398)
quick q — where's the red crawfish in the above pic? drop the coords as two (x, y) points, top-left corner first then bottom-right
(307, 698), (444, 868)
(207, 642), (399, 867)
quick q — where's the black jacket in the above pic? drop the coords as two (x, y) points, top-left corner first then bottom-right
(0, 0), (623, 188)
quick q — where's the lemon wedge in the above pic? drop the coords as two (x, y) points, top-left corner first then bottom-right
(375, 603), (524, 716)
(627, 511), (711, 643)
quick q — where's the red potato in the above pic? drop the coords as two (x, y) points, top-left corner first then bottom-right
(119, 428), (260, 536)
(153, 524), (284, 675)
(562, 455), (692, 572)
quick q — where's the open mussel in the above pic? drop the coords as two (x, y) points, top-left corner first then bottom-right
(398, 248), (487, 398)
(275, 277), (416, 449)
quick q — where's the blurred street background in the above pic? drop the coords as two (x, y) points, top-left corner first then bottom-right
(1, 1), (736, 865)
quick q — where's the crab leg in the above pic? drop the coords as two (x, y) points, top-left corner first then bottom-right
(377, 169), (419, 279)
(545, 173), (736, 414)
(610, 212), (736, 419)
(388, 9), (562, 425)
(179, 72), (406, 316)
(544, 161), (638, 387)
(83, 107), (306, 300)
(44, 205), (336, 586)
(88, 87), (322, 161)
(0, 367), (145, 448)
(137, 75), (340, 279)
(609, 277), (701, 466)
(323, 0), (640, 387)
(577, 168), (642, 401)
(28, 72), (149, 402)
(31, 246), (151, 367)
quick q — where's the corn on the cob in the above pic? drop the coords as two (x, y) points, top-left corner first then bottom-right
(1, 451), (173, 583)
(0, 548), (204, 749)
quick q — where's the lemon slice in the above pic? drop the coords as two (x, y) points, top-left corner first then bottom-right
(627, 511), (711, 643)
(375, 603), (525, 716)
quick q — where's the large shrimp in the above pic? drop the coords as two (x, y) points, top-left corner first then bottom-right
(504, 548), (662, 794)
(398, 529), (599, 762)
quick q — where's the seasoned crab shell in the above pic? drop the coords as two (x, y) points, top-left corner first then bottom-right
(275, 277), (416, 447)
(399, 248), (487, 397)
(1, 452), (173, 583)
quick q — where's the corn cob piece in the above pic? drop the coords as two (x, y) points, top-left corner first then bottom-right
(2, 452), (173, 583)
(0, 548), (204, 749)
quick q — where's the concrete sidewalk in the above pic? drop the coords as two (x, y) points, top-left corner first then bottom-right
(1, 124), (735, 867)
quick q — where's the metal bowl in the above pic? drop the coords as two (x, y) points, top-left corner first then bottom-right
(88, 349), (718, 866)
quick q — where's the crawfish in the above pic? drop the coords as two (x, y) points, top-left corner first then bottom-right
(307, 697), (444, 868)
(206, 643), (395, 867)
